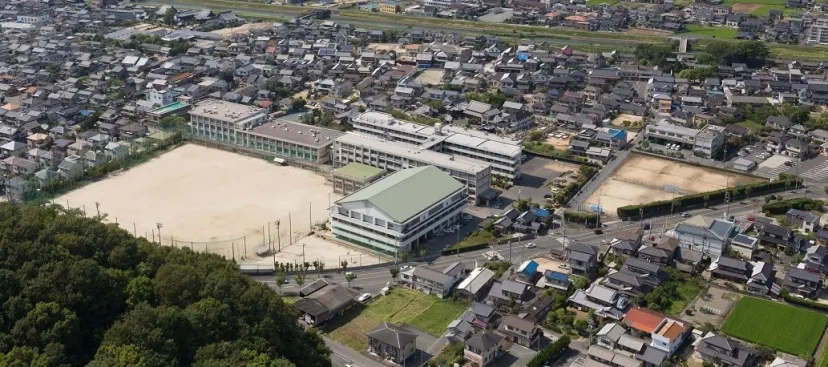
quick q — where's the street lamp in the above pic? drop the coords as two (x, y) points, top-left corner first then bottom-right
(156, 222), (163, 244)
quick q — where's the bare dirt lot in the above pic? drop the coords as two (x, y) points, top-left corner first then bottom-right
(610, 114), (644, 130)
(545, 132), (573, 150)
(211, 22), (273, 37)
(731, 3), (762, 14)
(58, 144), (342, 260)
(683, 287), (741, 327)
(532, 256), (570, 275)
(415, 69), (446, 86)
(585, 154), (764, 214)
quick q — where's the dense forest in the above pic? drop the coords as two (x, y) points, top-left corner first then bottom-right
(0, 203), (330, 367)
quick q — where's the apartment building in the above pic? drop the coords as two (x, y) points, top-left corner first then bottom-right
(693, 125), (725, 159)
(645, 122), (698, 149)
(399, 262), (466, 298)
(189, 99), (342, 164)
(807, 16), (828, 45)
(333, 132), (494, 204)
(645, 121), (725, 158)
(329, 166), (468, 255)
(350, 112), (522, 180)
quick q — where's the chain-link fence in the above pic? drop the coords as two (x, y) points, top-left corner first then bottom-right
(63, 193), (335, 263)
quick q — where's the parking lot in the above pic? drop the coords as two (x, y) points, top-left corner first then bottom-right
(500, 155), (582, 206)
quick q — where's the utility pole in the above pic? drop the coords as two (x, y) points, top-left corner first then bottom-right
(302, 243), (306, 264)
(276, 220), (281, 251)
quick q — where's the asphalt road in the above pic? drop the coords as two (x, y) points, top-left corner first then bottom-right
(255, 189), (815, 296)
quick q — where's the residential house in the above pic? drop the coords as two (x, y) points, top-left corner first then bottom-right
(784, 267), (822, 298)
(400, 262), (466, 298)
(568, 284), (626, 321)
(651, 318), (689, 356)
(801, 245), (828, 274)
(673, 217), (736, 258)
(57, 155), (84, 181)
(758, 223), (807, 252)
(0, 141), (27, 157)
(637, 237), (679, 265)
(456, 267), (496, 301)
(611, 228), (645, 256)
(711, 256), (752, 284)
(486, 279), (533, 308)
(567, 242), (600, 277)
(464, 330), (505, 367)
(603, 257), (667, 296)
(293, 281), (359, 325)
(497, 315), (542, 348)
(786, 209), (820, 233)
(696, 333), (759, 367)
(537, 270), (571, 291)
(367, 322), (418, 364)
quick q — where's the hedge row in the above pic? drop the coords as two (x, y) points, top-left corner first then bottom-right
(616, 177), (802, 219)
(441, 242), (489, 256)
(782, 292), (828, 312)
(527, 335), (570, 367)
(762, 198), (824, 216)
(564, 210), (600, 228)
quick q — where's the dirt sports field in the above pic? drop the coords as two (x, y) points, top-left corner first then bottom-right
(57, 144), (342, 259)
(585, 154), (763, 215)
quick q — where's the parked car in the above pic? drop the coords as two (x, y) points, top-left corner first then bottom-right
(558, 263), (569, 269)
(358, 293), (372, 303)
(681, 212), (692, 218)
(525, 242), (536, 248)
(641, 221), (651, 230)
(594, 229), (603, 235)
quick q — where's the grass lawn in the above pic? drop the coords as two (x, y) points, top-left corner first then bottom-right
(684, 24), (738, 39)
(324, 288), (468, 351)
(585, 0), (619, 6)
(820, 343), (828, 367)
(667, 282), (705, 315)
(736, 120), (766, 133)
(722, 297), (828, 356)
(722, 0), (784, 5)
(751, 4), (802, 16)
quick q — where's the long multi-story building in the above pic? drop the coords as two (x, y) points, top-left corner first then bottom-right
(350, 112), (522, 180)
(329, 165), (468, 255)
(188, 99), (342, 164)
(807, 17), (828, 45)
(644, 121), (724, 159)
(333, 132), (494, 204)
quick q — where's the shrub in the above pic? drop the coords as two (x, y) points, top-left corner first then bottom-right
(527, 336), (570, 367)
(617, 177), (801, 219)
(762, 198), (823, 216)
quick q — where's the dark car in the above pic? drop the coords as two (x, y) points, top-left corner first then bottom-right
(594, 229), (603, 235)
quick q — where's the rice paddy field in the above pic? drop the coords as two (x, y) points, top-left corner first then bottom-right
(722, 297), (828, 357)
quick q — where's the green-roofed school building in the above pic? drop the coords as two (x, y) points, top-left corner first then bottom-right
(330, 162), (385, 196)
(330, 165), (468, 255)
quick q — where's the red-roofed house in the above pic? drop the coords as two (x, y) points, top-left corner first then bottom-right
(623, 307), (666, 336)
(651, 318), (689, 356)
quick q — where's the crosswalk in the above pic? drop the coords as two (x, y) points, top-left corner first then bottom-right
(757, 164), (791, 179)
(800, 160), (828, 181)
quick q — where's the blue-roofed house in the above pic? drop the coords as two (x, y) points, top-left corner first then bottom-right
(532, 208), (551, 223)
(516, 260), (541, 285)
(539, 270), (570, 291)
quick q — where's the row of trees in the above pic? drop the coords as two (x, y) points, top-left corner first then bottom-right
(0, 203), (331, 367)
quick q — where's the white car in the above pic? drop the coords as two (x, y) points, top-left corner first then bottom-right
(558, 263), (569, 269)
(525, 242), (536, 248)
(358, 293), (372, 303)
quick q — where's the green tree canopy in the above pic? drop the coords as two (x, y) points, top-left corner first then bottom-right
(0, 203), (329, 367)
